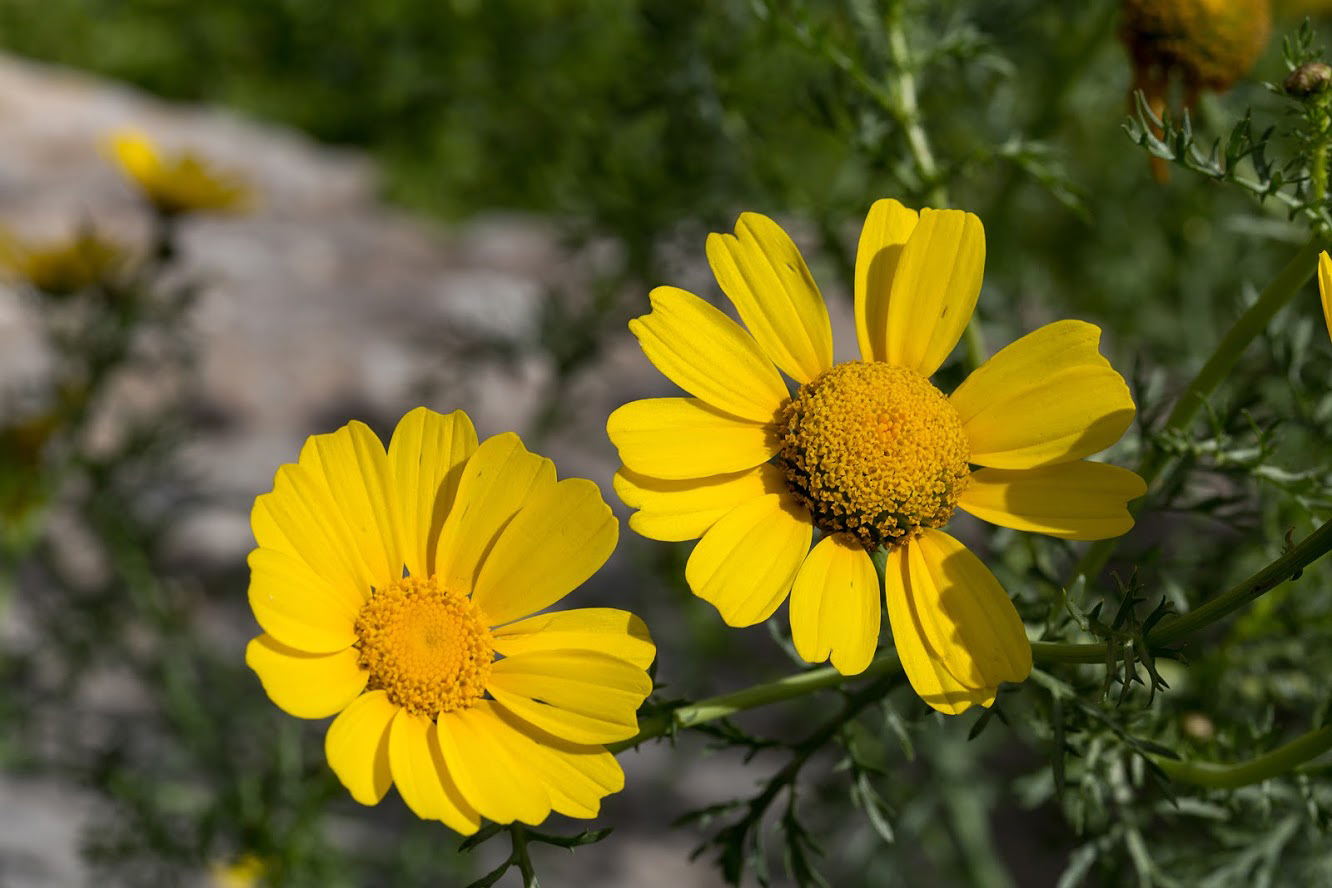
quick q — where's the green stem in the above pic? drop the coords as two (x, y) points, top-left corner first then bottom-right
(1148, 516), (1332, 646)
(612, 655), (903, 751)
(885, 0), (947, 208)
(1073, 237), (1327, 582)
(1049, 516), (1332, 661)
(1153, 724), (1332, 789)
(963, 315), (987, 371)
(1029, 641), (1110, 665)
(510, 825), (538, 888)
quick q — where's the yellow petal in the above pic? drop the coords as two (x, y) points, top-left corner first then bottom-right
(247, 547), (360, 654)
(487, 650), (651, 745)
(324, 689), (396, 805)
(471, 478), (617, 625)
(252, 465), (371, 605)
(705, 212), (833, 383)
(957, 462), (1147, 540)
(435, 705), (552, 825)
(788, 534), (881, 676)
(884, 530), (1031, 715)
(300, 421), (401, 589)
(387, 709), (482, 834)
(492, 608), (656, 670)
(950, 320), (1135, 469)
(628, 286), (789, 422)
(613, 463), (785, 542)
(245, 634), (367, 719)
(483, 705), (625, 820)
(607, 397), (779, 481)
(432, 432), (555, 594)
(854, 198), (919, 362)
(107, 129), (159, 185)
(387, 407), (478, 580)
(685, 492), (812, 626)
(1320, 251), (1332, 344)
(882, 208), (984, 376)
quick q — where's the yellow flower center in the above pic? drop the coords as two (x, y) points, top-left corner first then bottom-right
(354, 575), (494, 717)
(775, 361), (970, 550)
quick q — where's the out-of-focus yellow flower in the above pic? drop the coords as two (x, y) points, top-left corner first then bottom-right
(246, 408), (655, 834)
(1120, 0), (1271, 180)
(609, 201), (1144, 714)
(108, 129), (250, 216)
(208, 853), (265, 888)
(0, 228), (126, 296)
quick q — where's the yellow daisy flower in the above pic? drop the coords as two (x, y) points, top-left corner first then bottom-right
(608, 200), (1144, 715)
(0, 227), (126, 296)
(108, 129), (250, 216)
(209, 853), (265, 888)
(246, 408), (655, 834)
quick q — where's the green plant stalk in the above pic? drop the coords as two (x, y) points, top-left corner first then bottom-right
(1152, 724), (1332, 789)
(612, 655), (904, 751)
(884, 0), (946, 209)
(1073, 237), (1326, 582)
(1042, 515), (1332, 661)
(618, 518), (1332, 749)
(510, 825), (538, 888)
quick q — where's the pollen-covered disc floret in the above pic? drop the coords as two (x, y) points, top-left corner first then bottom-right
(776, 361), (971, 550)
(354, 575), (494, 717)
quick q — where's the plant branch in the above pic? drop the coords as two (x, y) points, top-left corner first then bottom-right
(1152, 724), (1332, 789)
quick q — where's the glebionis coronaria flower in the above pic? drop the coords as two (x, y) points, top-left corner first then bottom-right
(247, 407), (655, 833)
(608, 200), (1144, 714)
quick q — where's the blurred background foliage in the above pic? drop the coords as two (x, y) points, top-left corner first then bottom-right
(2, 0), (1332, 885)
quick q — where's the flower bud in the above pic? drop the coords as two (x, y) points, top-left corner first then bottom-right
(1284, 61), (1332, 97)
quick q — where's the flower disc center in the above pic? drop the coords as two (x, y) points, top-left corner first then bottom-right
(775, 360), (970, 550)
(354, 575), (493, 717)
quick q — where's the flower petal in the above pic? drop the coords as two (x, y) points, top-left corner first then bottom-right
(685, 492), (813, 626)
(855, 198), (919, 363)
(882, 208), (984, 376)
(958, 462), (1147, 540)
(789, 534), (881, 675)
(435, 704), (552, 825)
(884, 530), (1030, 715)
(1320, 251), (1332, 344)
(492, 608), (656, 670)
(471, 478), (618, 625)
(628, 285), (789, 422)
(607, 397), (779, 481)
(705, 212), (833, 383)
(324, 689), (395, 805)
(252, 465), (371, 605)
(247, 547), (360, 654)
(108, 130), (160, 186)
(387, 407), (478, 580)
(480, 704), (625, 820)
(432, 432), (556, 594)
(302, 420), (402, 589)
(950, 320), (1135, 468)
(245, 634), (367, 719)
(487, 650), (651, 745)
(613, 463), (785, 542)
(387, 709), (482, 834)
